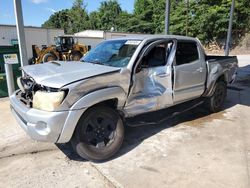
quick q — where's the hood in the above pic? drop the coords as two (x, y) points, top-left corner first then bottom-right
(22, 61), (121, 88)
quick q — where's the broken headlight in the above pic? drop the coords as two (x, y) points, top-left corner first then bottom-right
(33, 90), (65, 112)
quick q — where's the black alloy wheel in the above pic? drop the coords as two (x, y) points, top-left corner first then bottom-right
(83, 112), (117, 148)
(71, 106), (124, 162)
(206, 81), (227, 113)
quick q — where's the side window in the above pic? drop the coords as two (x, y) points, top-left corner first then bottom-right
(176, 41), (199, 65)
(142, 42), (173, 68)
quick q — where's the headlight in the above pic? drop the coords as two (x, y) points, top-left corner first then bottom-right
(33, 91), (65, 111)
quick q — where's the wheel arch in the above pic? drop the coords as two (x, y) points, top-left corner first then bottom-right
(57, 87), (126, 143)
(217, 74), (227, 83)
(204, 73), (227, 97)
(71, 87), (126, 110)
(90, 98), (118, 109)
(42, 52), (58, 63)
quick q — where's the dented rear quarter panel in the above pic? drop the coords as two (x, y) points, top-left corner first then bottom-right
(204, 56), (238, 97)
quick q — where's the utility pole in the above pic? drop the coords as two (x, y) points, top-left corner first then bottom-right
(225, 0), (235, 56)
(5, 0), (28, 96)
(13, 0), (28, 66)
(185, 0), (189, 36)
(165, 0), (170, 34)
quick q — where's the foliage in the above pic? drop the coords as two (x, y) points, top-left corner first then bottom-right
(42, 0), (89, 34)
(70, 0), (89, 33)
(98, 0), (122, 30)
(42, 9), (72, 34)
(42, 0), (250, 44)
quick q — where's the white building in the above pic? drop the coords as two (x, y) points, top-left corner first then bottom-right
(0, 26), (151, 59)
(74, 30), (152, 49)
(0, 24), (64, 59)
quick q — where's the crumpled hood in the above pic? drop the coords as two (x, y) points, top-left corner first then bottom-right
(22, 61), (121, 88)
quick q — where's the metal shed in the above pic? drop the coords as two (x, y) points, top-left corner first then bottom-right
(0, 24), (64, 59)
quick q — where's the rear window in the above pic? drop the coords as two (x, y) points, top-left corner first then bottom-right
(176, 41), (199, 65)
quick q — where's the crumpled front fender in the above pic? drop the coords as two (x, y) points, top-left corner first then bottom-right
(70, 86), (127, 110)
(57, 86), (126, 143)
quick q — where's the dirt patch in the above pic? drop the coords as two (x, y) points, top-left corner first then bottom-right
(183, 111), (227, 127)
(234, 33), (250, 53)
(205, 33), (250, 55)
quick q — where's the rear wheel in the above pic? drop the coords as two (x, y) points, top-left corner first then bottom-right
(28, 58), (35, 65)
(206, 81), (227, 113)
(70, 52), (82, 61)
(42, 53), (57, 63)
(71, 106), (124, 162)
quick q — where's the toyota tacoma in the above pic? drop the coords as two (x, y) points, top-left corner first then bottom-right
(10, 35), (238, 161)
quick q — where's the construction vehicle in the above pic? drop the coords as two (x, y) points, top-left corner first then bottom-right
(30, 35), (89, 64)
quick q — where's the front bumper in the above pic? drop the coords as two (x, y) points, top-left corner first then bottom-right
(10, 91), (69, 143)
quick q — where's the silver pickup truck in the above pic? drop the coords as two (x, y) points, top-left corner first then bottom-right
(10, 35), (238, 161)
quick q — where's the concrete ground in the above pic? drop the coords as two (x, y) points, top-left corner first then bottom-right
(0, 55), (250, 188)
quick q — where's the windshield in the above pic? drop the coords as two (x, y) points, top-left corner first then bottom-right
(54, 37), (60, 46)
(81, 39), (141, 67)
(54, 37), (75, 46)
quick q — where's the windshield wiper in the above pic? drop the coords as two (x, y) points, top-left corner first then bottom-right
(89, 61), (105, 65)
(50, 61), (61, 66)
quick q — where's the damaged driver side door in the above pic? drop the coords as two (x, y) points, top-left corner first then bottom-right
(124, 39), (177, 116)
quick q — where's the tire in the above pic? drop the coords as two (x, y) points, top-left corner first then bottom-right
(28, 58), (35, 65)
(70, 52), (82, 61)
(206, 81), (227, 113)
(71, 106), (124, 162)
(42, 53), (57, 63)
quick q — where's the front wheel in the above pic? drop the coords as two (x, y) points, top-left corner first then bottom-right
(42, 53), (57, 63)
(71, 106), (124, 162)
(206, 81), (227, 113)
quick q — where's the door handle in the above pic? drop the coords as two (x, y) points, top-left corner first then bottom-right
(196, 67), (203, 72)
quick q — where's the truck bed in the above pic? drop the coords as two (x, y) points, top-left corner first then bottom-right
(204, 55), (238, 97)
(205, 55), (237, 63)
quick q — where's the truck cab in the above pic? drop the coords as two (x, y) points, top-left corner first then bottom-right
(124, 37), (209, 115)
(10, 35), (238, 162)
(54, 36), (75, 52)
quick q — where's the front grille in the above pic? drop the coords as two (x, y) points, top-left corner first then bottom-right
(16, 76), (37, 108)
(16, 90), (32, 108)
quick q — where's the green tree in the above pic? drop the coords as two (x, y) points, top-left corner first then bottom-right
(42, 0), (250, 45)
(42, 0), (89, 34)
(116, 11), (133, 32)
(152, 0), (165, 33)
(69, 0), (89, 33)
(89, 11), (101, 30)
(132, 0), (154, 33)
(42, 9), (72, 34)
(98, 0), (122, 31)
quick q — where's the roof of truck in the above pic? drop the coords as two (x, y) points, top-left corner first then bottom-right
(108, 34), (198, 42)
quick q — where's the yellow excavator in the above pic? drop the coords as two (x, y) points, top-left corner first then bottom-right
(30, 35), (89, 64)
